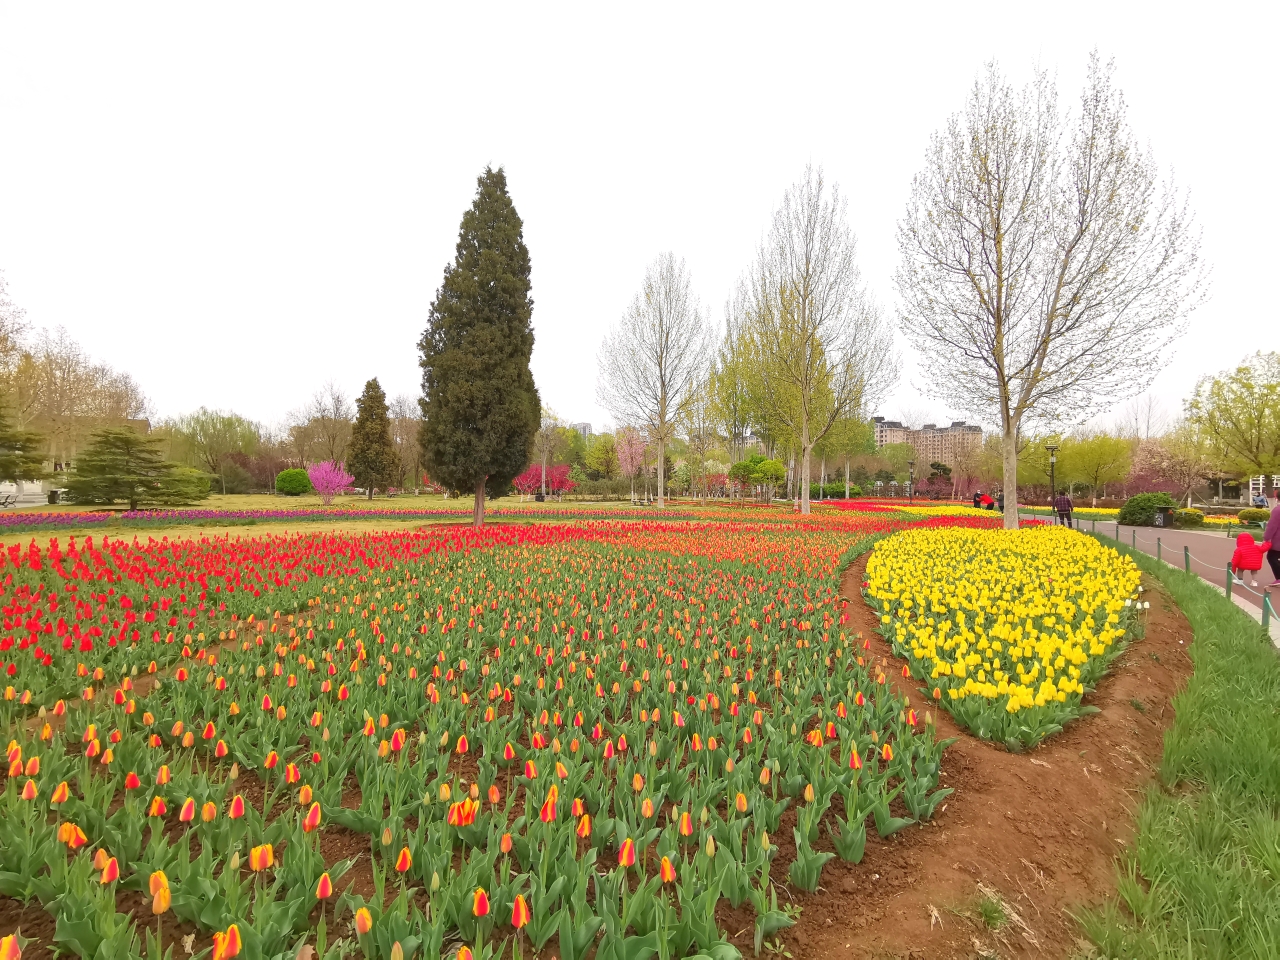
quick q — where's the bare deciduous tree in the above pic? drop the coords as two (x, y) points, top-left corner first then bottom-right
(710, 285), (753, 468)
(1119, 395), (1169, 441)
(302, 382), (354, 464)
(746, 166), (896, 514)
(531, 407), (565, 496)
(598, 253), (712, 507)
(897, 55), (1205, 528)
(388, 394), (422, 491)
(682, 374), (720, 503)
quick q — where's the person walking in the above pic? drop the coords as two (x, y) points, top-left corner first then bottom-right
(1265, 489), (1280, 586)
(1054, 489), (1074, 527)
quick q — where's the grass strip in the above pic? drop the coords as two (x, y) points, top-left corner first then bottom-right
(1076, 543), (1280, 959)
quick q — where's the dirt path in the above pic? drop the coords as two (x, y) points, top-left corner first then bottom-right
(765, 551), (1193, 960)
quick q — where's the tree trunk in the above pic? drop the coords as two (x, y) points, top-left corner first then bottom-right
(800, 428), (812, 514)
(656, 438), (665, 508)
(1001, 426), (1019, 530)
(819, 457), (825, 502)
(845, 461), (850, 499)
(473, 478), (486, 527)
(541, 455), (547, 496)
(367, 484), (373, 501)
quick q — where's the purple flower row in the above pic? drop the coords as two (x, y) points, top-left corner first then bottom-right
(0, 511), (114, 529)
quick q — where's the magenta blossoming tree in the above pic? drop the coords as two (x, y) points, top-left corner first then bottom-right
(308, 461), (354, 505)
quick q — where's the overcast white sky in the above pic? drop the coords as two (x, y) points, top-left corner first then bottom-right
(1, 3), (1276, 435)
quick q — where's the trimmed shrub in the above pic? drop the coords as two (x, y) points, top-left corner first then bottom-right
(1117, 492), (1177, 526)
(810, 482), (861, 500)
(1175, 508), (1204, 528)
(275, 468), (312, 496)
(1238, 507), (1271, 524)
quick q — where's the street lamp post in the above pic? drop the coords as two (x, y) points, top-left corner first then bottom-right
(907, 460), (915, 505)
(1045, 444), (1059, 523)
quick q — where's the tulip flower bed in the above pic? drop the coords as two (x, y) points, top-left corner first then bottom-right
(864, 525), (1142, 750)
(0, 510), (973, 960)
(0, 505), (705, 536)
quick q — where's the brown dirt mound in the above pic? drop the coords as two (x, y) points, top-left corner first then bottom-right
(754, 551), (1193, 960)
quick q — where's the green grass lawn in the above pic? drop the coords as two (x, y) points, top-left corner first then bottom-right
(1078, 544), (1280, 958)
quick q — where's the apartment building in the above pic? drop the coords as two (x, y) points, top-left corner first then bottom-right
(872, 417), (983, 467)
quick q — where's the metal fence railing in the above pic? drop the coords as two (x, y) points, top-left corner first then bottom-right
(1075, 522), (1277, 642)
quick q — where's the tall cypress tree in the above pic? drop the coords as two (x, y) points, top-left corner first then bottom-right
(348, 377), (395, 500)
(419, 167), (539, 526)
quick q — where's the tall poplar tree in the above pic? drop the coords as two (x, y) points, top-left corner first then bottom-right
(419, 167), (539, 526)
(349, 377), (395, 499)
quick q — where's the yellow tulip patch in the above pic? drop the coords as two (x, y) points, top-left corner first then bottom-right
(864, 525), (1141, 748)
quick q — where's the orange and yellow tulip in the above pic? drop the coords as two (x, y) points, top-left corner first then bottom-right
(354, 908), (373, 935)
(302, 802), (322, 833)
(617, 837), (636, 867)
(510, 893), (531, 929)
(249, 843), (274, 871)
(212, 924), (242, 960)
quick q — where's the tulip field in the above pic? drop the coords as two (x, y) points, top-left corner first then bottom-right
(0, 504), (1145, 960)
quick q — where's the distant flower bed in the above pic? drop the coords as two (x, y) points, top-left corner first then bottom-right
(0, 511), (114, 531)
(0, 504), (700, 534)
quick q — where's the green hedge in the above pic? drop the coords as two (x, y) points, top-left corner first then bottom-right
(808, 482), (863, 500)
(1117, 492), (1177, 526)
(1175, 508), (1204, 528)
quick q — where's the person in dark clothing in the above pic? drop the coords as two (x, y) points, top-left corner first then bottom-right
(1265, 489), (1280, 586)
(997, 491), (1004, 512)
(1054, 490), (1074, 527)
(973, 490), (982, 509)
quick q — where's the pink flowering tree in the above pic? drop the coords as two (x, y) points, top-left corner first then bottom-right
(546, 464), (575, 497)
(512, 465), (542, 500)
(616, 427), (646, 501)
(307, 461), (354, 505)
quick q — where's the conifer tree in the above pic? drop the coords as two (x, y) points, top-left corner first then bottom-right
(0, 410), (45, 484)
(419, 167), (540, 526)
(62, 428), (209, 510)
(348, 377), (395, 499)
